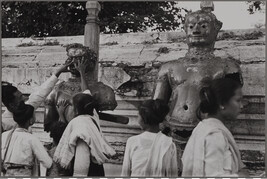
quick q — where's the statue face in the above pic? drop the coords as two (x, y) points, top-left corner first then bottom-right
(185, 13), (217, 47)
(65, 48), (95, 76)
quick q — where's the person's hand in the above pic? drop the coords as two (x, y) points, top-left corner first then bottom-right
(54, 60), (73, 77)
(74, 57), (88, 75)
(56, 99), (69, 123)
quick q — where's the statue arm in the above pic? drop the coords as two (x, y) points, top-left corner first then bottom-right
(224, 59), (243, 85)
(152, 65), (172, 104)
(44, 89), (59, 132)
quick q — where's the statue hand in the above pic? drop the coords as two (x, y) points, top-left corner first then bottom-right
(74, 57), (88, 75)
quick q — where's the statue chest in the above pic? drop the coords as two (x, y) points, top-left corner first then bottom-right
(56, 82), (82, 97)
(167, 59), (226, 88)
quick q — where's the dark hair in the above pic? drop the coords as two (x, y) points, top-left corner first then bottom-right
(138, 99), (169, 125)
(49, 121), (67, 144)
(72, 93), (97, 116)
(196, 78), (242, 120)
(2, 83), (18, 107)
(13, 104), (34, 126)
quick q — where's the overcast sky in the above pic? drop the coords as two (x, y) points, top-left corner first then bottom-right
(178, 1), (265, 30)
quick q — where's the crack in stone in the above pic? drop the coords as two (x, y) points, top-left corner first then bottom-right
(32, 47), (44, 61)
(241, 60), (265, 64)
(152, 54), (160, 61)
(137, 46), (145, 59)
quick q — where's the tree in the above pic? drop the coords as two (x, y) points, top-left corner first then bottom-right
(2, 1), (186, 38)
(247, 1), (265, 14)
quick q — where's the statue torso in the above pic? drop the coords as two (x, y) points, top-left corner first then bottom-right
(161, 55), (241, 130)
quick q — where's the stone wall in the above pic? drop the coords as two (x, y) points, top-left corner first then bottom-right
(2, 29), (265, 175)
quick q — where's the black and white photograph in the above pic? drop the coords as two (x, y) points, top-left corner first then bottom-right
(1, 1), (265, 177)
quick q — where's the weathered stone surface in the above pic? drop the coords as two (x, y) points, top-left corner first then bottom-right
(241, 63), (265, 95)
(2, 68), (71, 93)
(99, 67), (131, 90)
(3, 30), (265, 66)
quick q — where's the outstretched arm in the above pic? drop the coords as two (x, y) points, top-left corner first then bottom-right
(44, 89), (59, 132)
(73, 139), (90, 176)
(27, 62), (71, 110)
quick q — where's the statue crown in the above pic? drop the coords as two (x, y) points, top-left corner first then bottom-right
(200, 1), (214, 12)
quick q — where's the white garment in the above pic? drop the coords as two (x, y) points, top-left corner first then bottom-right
(2, 128), (52, 168)
(182, 118), (245, 177)
(121, 131), (178, 177)
(2, 74), (59, 132)
(54, 114), (116, 169)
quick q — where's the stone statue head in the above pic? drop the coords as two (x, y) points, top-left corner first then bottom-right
(184, 10), (222, 48)
(65, 43), (97, 77)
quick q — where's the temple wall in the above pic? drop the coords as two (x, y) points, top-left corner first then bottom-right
(2, 29), (265, 175)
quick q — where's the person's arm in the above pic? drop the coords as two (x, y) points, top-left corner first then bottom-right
(74, 57), (89, 91)
(163, 142), (178, 177)
(44, 88), (59, 132)
(170, 143), (179, 177)
(31, 136), (53, 169)
(121, 138), (132, 176)
(73, 139), (90, 176)
(27, 63), (71, 110)
(204, 131), (238, 177)
(152, 65), (172, 104)
(204, 132), (225, 176)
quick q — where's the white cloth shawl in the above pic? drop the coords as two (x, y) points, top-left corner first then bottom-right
(53, 114), (116, 169)
(182, 118), (245, 177)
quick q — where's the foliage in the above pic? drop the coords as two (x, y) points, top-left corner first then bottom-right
(2, 1), (186, 38)
(247, 1), (265, 14)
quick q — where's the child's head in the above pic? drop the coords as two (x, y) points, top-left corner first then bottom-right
(50, 121), (67, 145)
(72, 93), (97, 116)
(13, 104), (35, 128)
(138, 99), (169, 129)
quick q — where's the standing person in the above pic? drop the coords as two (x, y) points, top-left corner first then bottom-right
(1, 104), (52, 176)
(121, 99), (178, 177)
(182, 78), (249, 177)
(2, 63), (71, 132)
(53, 58), (116, 176)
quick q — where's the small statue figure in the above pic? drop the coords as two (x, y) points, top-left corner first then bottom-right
(153, 2), (243, 142)
(44, 43), (121, 132)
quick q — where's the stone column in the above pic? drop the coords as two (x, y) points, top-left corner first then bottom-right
(84, 1), (101, 81)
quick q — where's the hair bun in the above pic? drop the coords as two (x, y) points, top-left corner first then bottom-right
(153, 99), (169, 121)
(83, 95), (98, 110)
